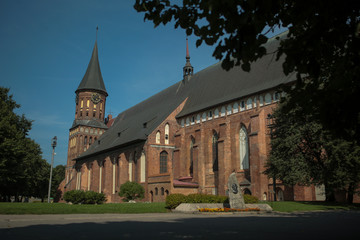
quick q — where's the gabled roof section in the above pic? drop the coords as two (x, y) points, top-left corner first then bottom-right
(176, 32), (295, 118)
(76, 41), (107, 95)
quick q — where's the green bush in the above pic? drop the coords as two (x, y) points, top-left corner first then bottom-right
(165, 193), (186, 209)
(63, 190), (106, 204)
(84, 191), (106, 204)
(244, 194), (259, 203)
(63, 190), (85, 204)
(119, 181), (145, 202)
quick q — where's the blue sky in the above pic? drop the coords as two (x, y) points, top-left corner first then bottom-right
(1, 0), (283, 167)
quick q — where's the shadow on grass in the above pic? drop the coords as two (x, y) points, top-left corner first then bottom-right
(1, 211), (360, 240)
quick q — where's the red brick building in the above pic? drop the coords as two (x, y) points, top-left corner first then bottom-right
(60, 33), (325, 202)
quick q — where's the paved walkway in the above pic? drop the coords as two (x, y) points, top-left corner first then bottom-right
(1, 211), (359, 239)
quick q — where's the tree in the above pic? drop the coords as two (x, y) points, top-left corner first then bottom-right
(0, 87), (49, 201)
(264, 97), (360, 203)
(134, 0), (360, 141)
(119, 181), (145, 202)
(51, 165), (65, 202)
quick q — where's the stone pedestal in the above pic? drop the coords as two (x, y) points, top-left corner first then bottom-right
(228, 172), (246, 209)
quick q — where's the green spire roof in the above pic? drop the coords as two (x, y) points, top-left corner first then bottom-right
(76, 41), (107, 95)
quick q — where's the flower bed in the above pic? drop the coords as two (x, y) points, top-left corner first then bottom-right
(198, 207), (260, 212)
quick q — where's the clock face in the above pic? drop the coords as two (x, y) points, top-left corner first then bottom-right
(91, 93), (101, 104)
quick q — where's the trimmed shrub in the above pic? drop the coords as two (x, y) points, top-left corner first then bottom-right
(84, 191), (107, 204)
(63, 190), (106, 204)
(165, 193), (186, 209)
(119, 181), (145, 202)
(244, 194), (259, 203)
(63, 190), (85, 204)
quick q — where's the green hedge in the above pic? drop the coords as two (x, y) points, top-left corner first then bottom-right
(244, 194), (259, 204)
(63, 190), (106, 204)
(166, 193), (258, 209)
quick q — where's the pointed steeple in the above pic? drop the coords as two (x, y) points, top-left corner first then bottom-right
(76, 38), (107, 95)
(183, 38), (194, 81)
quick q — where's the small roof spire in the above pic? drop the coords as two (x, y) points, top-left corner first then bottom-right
(183, 38), (194, 81)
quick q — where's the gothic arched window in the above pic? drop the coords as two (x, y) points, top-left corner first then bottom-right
(212, 131), (219, 171)
(165, 124), (169, 144)
(156, 131), (161, 144)
(239, 126), (249, 169)
(160, 151), (168, 173)
(190, 136), (195, 176)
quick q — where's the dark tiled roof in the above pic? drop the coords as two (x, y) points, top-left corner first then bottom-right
(76, 32), (295, 160)
(176, 32), (295, 118)
(71, 119), (108, 129)
(76, 41), (107, 95)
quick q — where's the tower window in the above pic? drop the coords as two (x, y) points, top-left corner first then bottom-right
(160, 151), (168, 173)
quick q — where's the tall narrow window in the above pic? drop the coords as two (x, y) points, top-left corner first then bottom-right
(129, 153), (133, 181)
(87, 100), (90, 108)
(156, 131), (161, 144)
(165, 124), (169, 144)
(140, 152), (146, 182)
(239, 126), (249, 169)
(190, 136), (195, 176)
(212, 131), (219, 171)
(84, 136), (88, 145)
(160, 151), (168, 173)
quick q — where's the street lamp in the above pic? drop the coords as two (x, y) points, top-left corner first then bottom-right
(47, 136), (57, 203)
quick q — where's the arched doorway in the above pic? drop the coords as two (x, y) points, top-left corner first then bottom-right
(149, 191), (153, 202)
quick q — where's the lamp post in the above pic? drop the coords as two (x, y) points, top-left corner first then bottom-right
(266, 114), (277, 202)
(47, 136), (57, 203)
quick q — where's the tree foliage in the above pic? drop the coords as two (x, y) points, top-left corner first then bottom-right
(0, 87), (50, 201)
(265, 97), (360, 203)
(134, 0), (360, 140)
(119, 181), (145, 202)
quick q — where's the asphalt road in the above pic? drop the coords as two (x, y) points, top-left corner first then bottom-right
(1, 211), (359, 240)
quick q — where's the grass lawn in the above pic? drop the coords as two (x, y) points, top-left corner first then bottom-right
(265, 201), (360, 212)
(1, 201), (359, 214)
(0, 202), (168, 214)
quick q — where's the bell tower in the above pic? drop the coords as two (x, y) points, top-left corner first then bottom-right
(65, 28), (108, 187)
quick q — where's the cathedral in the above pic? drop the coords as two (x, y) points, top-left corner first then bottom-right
(60, 32), (324, 203)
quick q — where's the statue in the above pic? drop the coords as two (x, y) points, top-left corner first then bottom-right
(227, 172), (246, 209)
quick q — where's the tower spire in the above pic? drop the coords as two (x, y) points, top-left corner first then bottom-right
(183, 38), (194, 81)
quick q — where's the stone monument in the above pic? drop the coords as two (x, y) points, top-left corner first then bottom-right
(227, 172), (246, 209)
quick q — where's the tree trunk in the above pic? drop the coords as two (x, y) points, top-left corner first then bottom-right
(324, 183), (335, 202)
(347, 183), (354, 204)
